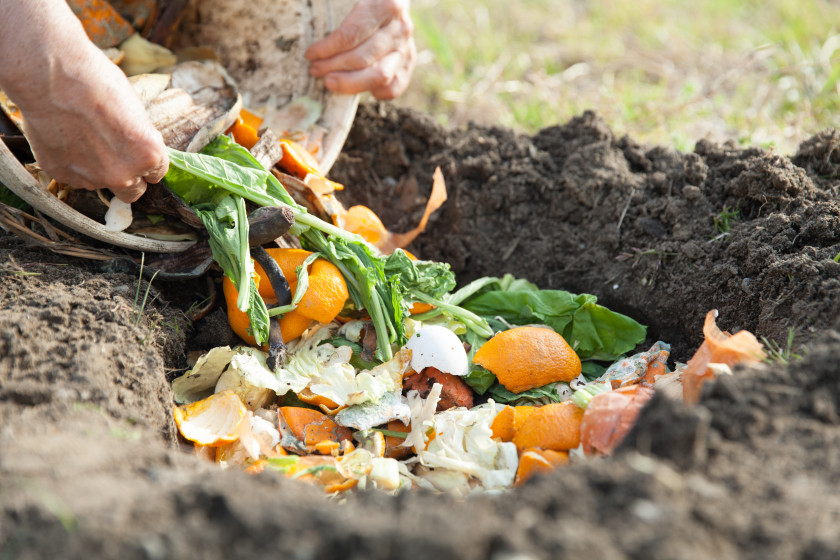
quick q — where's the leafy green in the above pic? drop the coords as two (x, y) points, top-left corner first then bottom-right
(572, 382), (611, 409)
(463, 366), (495, 395)
(487, 382), (563, 405)
(460, 274), (646, 361)
(322, 336), (378, 370)
(462, 329), (494, 394)
(0, 183), (31, 211)
(166, 145), (290, 209)
(191, 193), (269, 345)
(165, 137), (476, 362)
(198, 134), (301, 208)
(580, 360), (610, 378)
(384, 249), (456, 297)
(300, 229), (403, 360)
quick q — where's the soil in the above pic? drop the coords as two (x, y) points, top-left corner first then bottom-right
(2, 103), (840, 559)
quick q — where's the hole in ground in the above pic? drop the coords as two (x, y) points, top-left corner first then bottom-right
(2, 104), (840, 557)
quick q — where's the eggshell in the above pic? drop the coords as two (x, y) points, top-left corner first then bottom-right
(404, 325), (468, 377)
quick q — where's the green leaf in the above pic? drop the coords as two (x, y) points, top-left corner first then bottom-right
(580, 360), (609, 378)
(165, 146), (287, 208)
(199, 135), (300, 208)
(463, 367), (496, 395)
(0, 183), (31, 211)
(384, 249), (456, 298)
(193, 194), (269, 345)
(461, 328), (495, 394)
(487, 382), (562, 404)
(461, 279), (646, 361)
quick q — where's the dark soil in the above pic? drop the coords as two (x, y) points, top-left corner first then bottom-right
(2, 104), (840, 559)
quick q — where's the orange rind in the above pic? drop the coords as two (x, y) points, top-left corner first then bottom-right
(173, 390), (248, 447)
(474, 326), (582, 394)
(223, 248), (348, 347)
(511, 401), (584, 452)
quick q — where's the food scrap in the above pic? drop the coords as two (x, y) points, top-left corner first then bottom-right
(93, 52), (764, 495)
(169, 118), (769, 495)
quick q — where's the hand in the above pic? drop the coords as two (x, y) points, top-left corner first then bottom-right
(0, 0), (168, 203)
(305, 0), (416, 100)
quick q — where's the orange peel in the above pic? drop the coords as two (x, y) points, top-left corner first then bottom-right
(474, 326), (581, 394)
(173, 390), (248, 447)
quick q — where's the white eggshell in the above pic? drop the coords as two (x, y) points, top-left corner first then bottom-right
(404, 325), (468, 377)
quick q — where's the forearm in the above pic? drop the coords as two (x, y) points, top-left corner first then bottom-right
(0, 0), (168, 201)
(0, 0), (95, 106)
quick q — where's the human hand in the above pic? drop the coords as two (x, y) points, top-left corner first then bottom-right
(305, 0), (416, 100)
(0, 0), (168, 203)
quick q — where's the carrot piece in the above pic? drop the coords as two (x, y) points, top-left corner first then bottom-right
(66, 0), (134, 48)
(280, 407), (352, 452)
(384, 420), (412, 459)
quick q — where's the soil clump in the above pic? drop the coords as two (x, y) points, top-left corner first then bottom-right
(2, 103), (839, 559)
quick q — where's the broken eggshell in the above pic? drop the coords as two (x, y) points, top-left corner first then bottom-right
(404, 325), (469, 377)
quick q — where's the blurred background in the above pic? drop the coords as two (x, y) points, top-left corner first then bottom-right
(395, 0), (840, 154)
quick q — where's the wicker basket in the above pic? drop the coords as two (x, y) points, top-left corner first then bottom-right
(0, 0), (358, 255)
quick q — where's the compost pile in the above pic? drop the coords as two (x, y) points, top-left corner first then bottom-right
(2, 104), (840, 559)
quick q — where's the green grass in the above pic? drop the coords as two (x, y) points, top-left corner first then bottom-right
(761, 327), (804, 365)
(400, 0), (840, 154)
(714, 205), (741, 234)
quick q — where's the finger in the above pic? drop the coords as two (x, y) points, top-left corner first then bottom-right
(111, 177), (146, 204)
(371, 40), (416, 99)
(309, 32), (391, 77)
(305, 0), (397, 61)
(323, 50), (402, 95)
(371, 70), (409, 100)
(309, 17), (407, 77)
(142, 143), (169, 184)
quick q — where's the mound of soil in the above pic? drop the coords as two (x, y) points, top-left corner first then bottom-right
(2, 104), (839, 559)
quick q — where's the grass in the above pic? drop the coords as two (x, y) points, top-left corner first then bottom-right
(400, 0), (840, 154)
(714, 204), (741, 234)
(761, 327), (804, 365)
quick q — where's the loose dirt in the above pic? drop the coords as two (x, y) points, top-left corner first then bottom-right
(2, 104), (839, 559)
